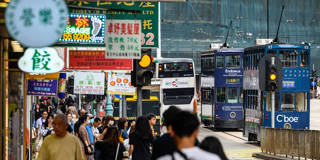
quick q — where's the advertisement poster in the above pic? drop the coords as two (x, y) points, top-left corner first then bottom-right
(69, 50), (132, 70)
(105, 20), (141, 59)
(58, 14), (105, 44)
(107, 74), (135, 95)
(74, 72), (105, 95)
(27, 79), (58, 96)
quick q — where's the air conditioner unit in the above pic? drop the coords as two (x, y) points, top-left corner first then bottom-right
(255, 39), (273, 45)
(210, 43), (223, 49)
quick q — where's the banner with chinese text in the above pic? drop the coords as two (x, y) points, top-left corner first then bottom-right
(27, 80), (58, 96)
(105, 20), (141, 59)
(107, 74), (135, 95)
(58, 14), (105, 44)
(69, 50), (132, 70)
(68, 2), (158, 48)
(74, 72), (105, 95)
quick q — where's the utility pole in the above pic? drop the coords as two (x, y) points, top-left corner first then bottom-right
(122, 95), (127, 117)
(271, 57), (275, 128)
(137, 86), (143, 116)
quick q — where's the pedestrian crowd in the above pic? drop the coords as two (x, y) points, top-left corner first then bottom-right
(33, 96), (227, 160)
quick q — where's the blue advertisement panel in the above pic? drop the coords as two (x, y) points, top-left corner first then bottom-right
(27, 79), (58, 96)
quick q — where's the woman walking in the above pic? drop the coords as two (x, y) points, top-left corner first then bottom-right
(129, 116), (153, 160)
(95, 126), (129, 160)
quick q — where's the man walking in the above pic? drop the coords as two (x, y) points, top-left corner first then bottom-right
(156, 111), (220, 160)
(37, 114), (84, 160)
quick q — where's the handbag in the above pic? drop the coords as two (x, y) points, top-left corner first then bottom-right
(115, 143), (120, 160)
(119, 130), (124, 143)
(78, 134), (94, 155)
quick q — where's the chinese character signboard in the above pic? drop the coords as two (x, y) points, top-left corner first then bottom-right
(68, 2), (158, 48)
(18, 48), (65, 74)
(58, 14), (105, 44)
(107, 74), (135, 95)
(74, 72), (105, 95)
(27, 79), (58, 96)
(5, 0), (68, 48)
(106, 20), (141, 59)
(69, 50), (132, 70)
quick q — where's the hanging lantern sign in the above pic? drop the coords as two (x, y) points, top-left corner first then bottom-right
(5, 0), (68, 48)
(18, 47), (65, 74)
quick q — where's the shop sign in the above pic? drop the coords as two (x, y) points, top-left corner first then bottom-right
(107, 74), (135, 95)
(105, 20), (141, 59)
(5, 0), (68, 48)
(68, 1), (158, 48)
(74, 72), (105, 95)
(18, 48), (65, 74)
(58, 14), (105, 44)
(27, 79), (58, 96)
(69, 50), (132, 70)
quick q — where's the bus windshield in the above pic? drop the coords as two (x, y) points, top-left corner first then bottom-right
(159, 62), (194, 78)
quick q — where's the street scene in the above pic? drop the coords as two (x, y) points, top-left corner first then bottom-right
(1, 0), (320, 160)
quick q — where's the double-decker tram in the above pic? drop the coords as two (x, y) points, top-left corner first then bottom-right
(243, 43), (311, 141)
(200, 48), (244, 129)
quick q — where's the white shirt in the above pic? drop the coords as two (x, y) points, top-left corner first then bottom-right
(36, 117), (46, 129)
(157, 147), (221, 160)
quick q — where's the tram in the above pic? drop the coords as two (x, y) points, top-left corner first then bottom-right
(243, 43), (311, 141)
(200, 48), (244, 129)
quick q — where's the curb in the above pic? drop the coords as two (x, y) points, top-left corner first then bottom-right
(252, 152), (296, 160)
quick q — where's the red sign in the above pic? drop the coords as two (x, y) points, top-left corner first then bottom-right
(69, 50), (132, 70)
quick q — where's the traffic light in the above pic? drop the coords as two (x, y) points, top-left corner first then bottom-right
(66, 76), (74, 94)
(259, 55), (282, 91)
(131, 50), (155, 87)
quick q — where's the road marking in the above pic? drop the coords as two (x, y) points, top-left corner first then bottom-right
(225, 148), (261, 159)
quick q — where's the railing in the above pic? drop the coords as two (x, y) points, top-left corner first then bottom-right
(261, 127), (320, 159)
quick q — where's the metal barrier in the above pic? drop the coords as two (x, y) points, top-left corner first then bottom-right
(261, 127), (320, 159)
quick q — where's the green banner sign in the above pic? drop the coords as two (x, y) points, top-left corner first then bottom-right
(67, 1), (158, 48)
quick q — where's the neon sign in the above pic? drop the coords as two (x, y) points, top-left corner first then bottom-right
(58, 14), (105, 44)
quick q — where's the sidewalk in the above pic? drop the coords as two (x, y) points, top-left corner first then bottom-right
(252, 152), (310, 160)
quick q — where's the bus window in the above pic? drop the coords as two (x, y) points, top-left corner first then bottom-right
(280, 51), (298, 67)
(300, 51), (309, 68)
(225, 55), (240, 68)
(216, 87), (226, 103)
(296, 92), (308, 112)
(268, 50), (276, 55)
(239, 88), (243, 103)
(216, 55), (224, 68)
(227, 88), (238, 103)
(281, 93), (295, 111)
(159, 62), (194, 78)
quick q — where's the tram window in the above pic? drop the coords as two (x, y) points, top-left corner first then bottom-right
(216, 55), (224, 68)
(280, 51), (298, 67)
(300, 51), (309, 68)
(281, 93), (295, 111)
(216, 87), (226, 103)
(239, 88), (243, 103)
(202, 89), (212, 104)
(266, 93), (271, 111)
(227, 88), (238, 103)
(268, 50), (276, 55)
(296, 92), (308, 112)
(226, 55), (240, 68)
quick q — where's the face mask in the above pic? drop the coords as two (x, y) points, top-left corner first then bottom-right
(109, 121), (114, 125)
(89, 119), (94, 124)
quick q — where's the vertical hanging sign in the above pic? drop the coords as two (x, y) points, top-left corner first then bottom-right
(105, 20), (141, 59)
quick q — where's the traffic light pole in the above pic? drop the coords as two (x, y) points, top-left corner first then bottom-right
(137, 86), (143, 116)
(271, 91), (275, 128)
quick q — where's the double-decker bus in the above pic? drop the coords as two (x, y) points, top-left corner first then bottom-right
(156, 58), (197, 118)
(200, 48), (244, 128)
(243, 43), (310, 141)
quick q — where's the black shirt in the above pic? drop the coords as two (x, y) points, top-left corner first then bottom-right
(129, 133), (153, 160)
(152, 133), (175, 160)
(95, 141), (127, 160)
